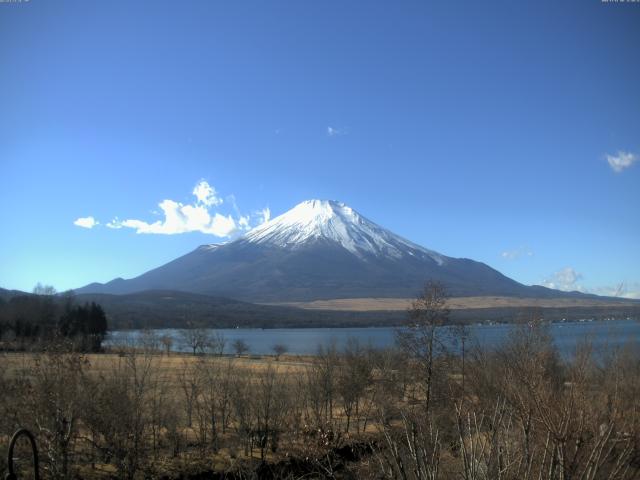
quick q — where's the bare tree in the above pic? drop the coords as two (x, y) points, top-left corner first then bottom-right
(180, 326), (210, 355)
(450, 322), (470, 402)
(375, 411), (441, 480)
(205, 331), (226, 356)
(81, 351), (155, 480)
(139, 329), (160, 353)
(373, 282), (450, 480)
(232, 339), (250, 357)
(31, 283), (58, 338)
(217, 357), (236, 434)
(177, 360), (200, 428)
(272, 343), (288, 360)
(27, 350), (86, 479)
(194, 356), (234, 453)
(32, 283), (57, 296)
(397, 281), (449, 414)
(253, 365), (291, 460)
(305, 342), (339, 429)
(230, 370), (255, 456)
(337, 338), (373, 433)
(140, 356), (174, 469)
(159, 334), (173, 355)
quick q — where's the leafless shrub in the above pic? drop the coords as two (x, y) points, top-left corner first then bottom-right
(375, 410), (441, 480)
(252, 365), (291, 460)
(26, 348), (87, 479)
(193, 356), (224, 452)
(178, 359), (200, 429)
(180, 326), (212, 355)
(139, 328), (160, 354)
(232, 338), (250, 357)
(337, 338), (373, 434)
(397, 281), (450, 415)
(80, 351), (155, 479)
(159, 334), (173, 355)
(272, 343), (288, 360)
(304, 343), (339, 431)
(206, 331), (227, 356)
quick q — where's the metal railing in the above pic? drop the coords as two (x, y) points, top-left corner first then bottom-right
(4, 429), (39, 480)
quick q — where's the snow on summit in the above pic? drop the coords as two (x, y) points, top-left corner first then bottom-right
(243, 199), (445, 264)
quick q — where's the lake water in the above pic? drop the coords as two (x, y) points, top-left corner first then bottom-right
(108, 319), (640, 358)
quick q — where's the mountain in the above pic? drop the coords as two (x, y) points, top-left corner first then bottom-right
(77, 200), (601, 302)
(73, 290), (408, 329)
(0, 287), (30, 302)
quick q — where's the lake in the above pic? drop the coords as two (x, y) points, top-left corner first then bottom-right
(108, 318), (640, 358)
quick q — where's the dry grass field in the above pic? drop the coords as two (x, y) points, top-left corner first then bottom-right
(265, 295), (640, 311)
(0, 350), (311, 381)
(0, 348), (388, 478)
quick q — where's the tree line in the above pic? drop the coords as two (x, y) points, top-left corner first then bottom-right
(0, 284), (108, 352)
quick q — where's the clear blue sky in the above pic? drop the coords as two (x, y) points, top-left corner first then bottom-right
(1, 1), (639, 297)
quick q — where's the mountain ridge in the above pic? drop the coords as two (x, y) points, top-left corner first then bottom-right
(75, 200), (613, 303)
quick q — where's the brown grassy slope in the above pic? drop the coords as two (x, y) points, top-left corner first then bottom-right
(265, 296), (639, 311)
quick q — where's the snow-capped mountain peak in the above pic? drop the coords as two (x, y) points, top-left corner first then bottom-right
(242, 199), (445, 264)
(76, 199), (563, 302)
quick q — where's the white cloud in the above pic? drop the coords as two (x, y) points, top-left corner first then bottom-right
(541, 268), (640, 299)
(103, 180), (274, 238)
(82, 180), (272, 238)
(206, 213), (237, 236)
(327, 126), (348, 137)
(74, 216), (98, 229)
(258, 207), (271, 224)
(589, 282), (640, 300)
(501, 246), (533, 260)
(238, 215), (250, 230)
(106, 217), (123, 229)
(542, 267), (584, 292)
(623, 289), (640, 300)
(120, 199), (237, 237)
(237, 207), (270, 232)
(193, 180), (223, 206)
(606, 151), (637, 173)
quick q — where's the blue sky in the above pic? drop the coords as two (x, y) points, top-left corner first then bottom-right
(1, 0), (639, 297)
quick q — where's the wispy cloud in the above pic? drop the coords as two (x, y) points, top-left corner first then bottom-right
(501, 245), (533, 260)
(73, 216), (98, 229)
(193, 179), (223, 206)
(80, 180), (270, 238)
(238, 216), (250, 230)
(541, 267), (583, 291)
(106, 217), (123, 229)
(588, 282), (640, 300)
(606, 151), (637, 173)
(327, 126), (348, 137)
(258, 207), (271, 224)
(541, 268), (640, 300)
